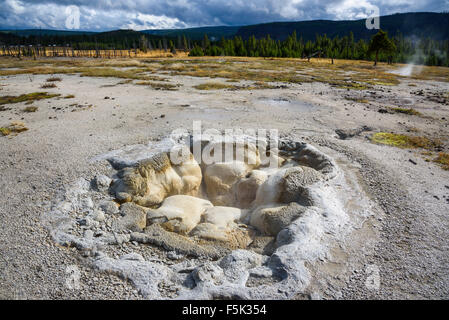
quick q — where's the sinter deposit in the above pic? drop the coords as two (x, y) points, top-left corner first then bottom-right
(45, 133), (374, 299)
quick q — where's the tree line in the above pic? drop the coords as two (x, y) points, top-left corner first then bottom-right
(0, 30), (190, 58)
(189, 30), (449, 67)
(1, 28), (448, 67)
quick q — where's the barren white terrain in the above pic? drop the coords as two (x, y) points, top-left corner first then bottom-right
(0, 57), (448, 299)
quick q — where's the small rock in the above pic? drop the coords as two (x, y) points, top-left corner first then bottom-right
(167, 251), (184, 260)
(116, 203), (147, 232)
(94, 231), (104, 237)
(84, 229), (94, 239)
(249, 266), (273, 278)
(80, 197), (94, 212)
(88, 209), (105, 222)
(120, 253), (145, 262)
(94, 175), (112, 192)
(99, 201), (119, 215)
(78, 216), (99, 228)
(335, 126), (372, 140)
(191, 262), (224, 285)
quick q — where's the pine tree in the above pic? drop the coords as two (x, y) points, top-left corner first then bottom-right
(368, 30), (396, 66)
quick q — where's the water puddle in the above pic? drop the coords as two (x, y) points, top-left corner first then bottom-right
(257, 97), (318, 112)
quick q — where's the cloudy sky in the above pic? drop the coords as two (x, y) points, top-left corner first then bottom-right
(0, 0), (447, 31)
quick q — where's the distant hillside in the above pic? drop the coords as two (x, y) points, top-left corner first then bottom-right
(142, 26), (240, 40)
(236, 12), (449, 41)
(0, 29), (95, 37)
(94, 29), (163, 42)
(1, 12), (448, 47)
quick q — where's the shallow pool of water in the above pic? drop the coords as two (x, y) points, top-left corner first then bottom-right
(258, 97), (318, 112)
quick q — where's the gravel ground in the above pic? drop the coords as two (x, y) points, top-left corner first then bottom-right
(0, 58), (448, 299)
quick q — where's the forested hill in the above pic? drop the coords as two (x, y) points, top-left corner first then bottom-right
(1, 12), (448, 48)
(142, 26), (240, 41)
(0, 29), (95, 37)
(235, 12), (449, 41)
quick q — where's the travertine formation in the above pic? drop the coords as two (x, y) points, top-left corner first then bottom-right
(48, 134), (347, 299)
(107, 135), (335, 249)
(111, 146), (202, 207)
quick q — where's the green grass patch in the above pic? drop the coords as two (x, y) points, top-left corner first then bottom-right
(77, 67), (149, 80)
(371, 132), (442, 150)
(0, 127), (10, 136)
(364, 80), (399, 86)
(0, 65), (152, 81)
(346, 97), (369, 103)
(193, 82), (236, 90)
(333, 82), (370, 90)
(391, 107), (422, 116)
(0, 92), (60, 105)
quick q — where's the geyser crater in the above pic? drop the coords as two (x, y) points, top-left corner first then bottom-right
(45, 132), (372, 299)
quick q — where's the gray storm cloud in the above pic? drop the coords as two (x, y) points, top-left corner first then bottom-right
(0, 0), (447, 30)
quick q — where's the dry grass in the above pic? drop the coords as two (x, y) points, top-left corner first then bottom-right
(0, 49), (188, 60)
(0, 66), (73, 76)
(391, 107), (422, 116)
(135, 81), (180, 91)
(0, 121), (28, 136)
(41, 83), (57, 89)
(101, 79), (135, 87)
(23, 106), (38, 113)
(408, 65), (449, 83)
(433, 153), (449, 170)
(0, 127), (10, 136)
(77, 67), (150, 80)
(63, 94), (75, 99)
(346, 97), (369, 103)
(0, 92), (60, 105)
(46, 76), (62, 82)
(0, 57), (400, 91)
(0, 62), (152, 81)
(160, 58), (403, 90)
(0, 56), (448, 94)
